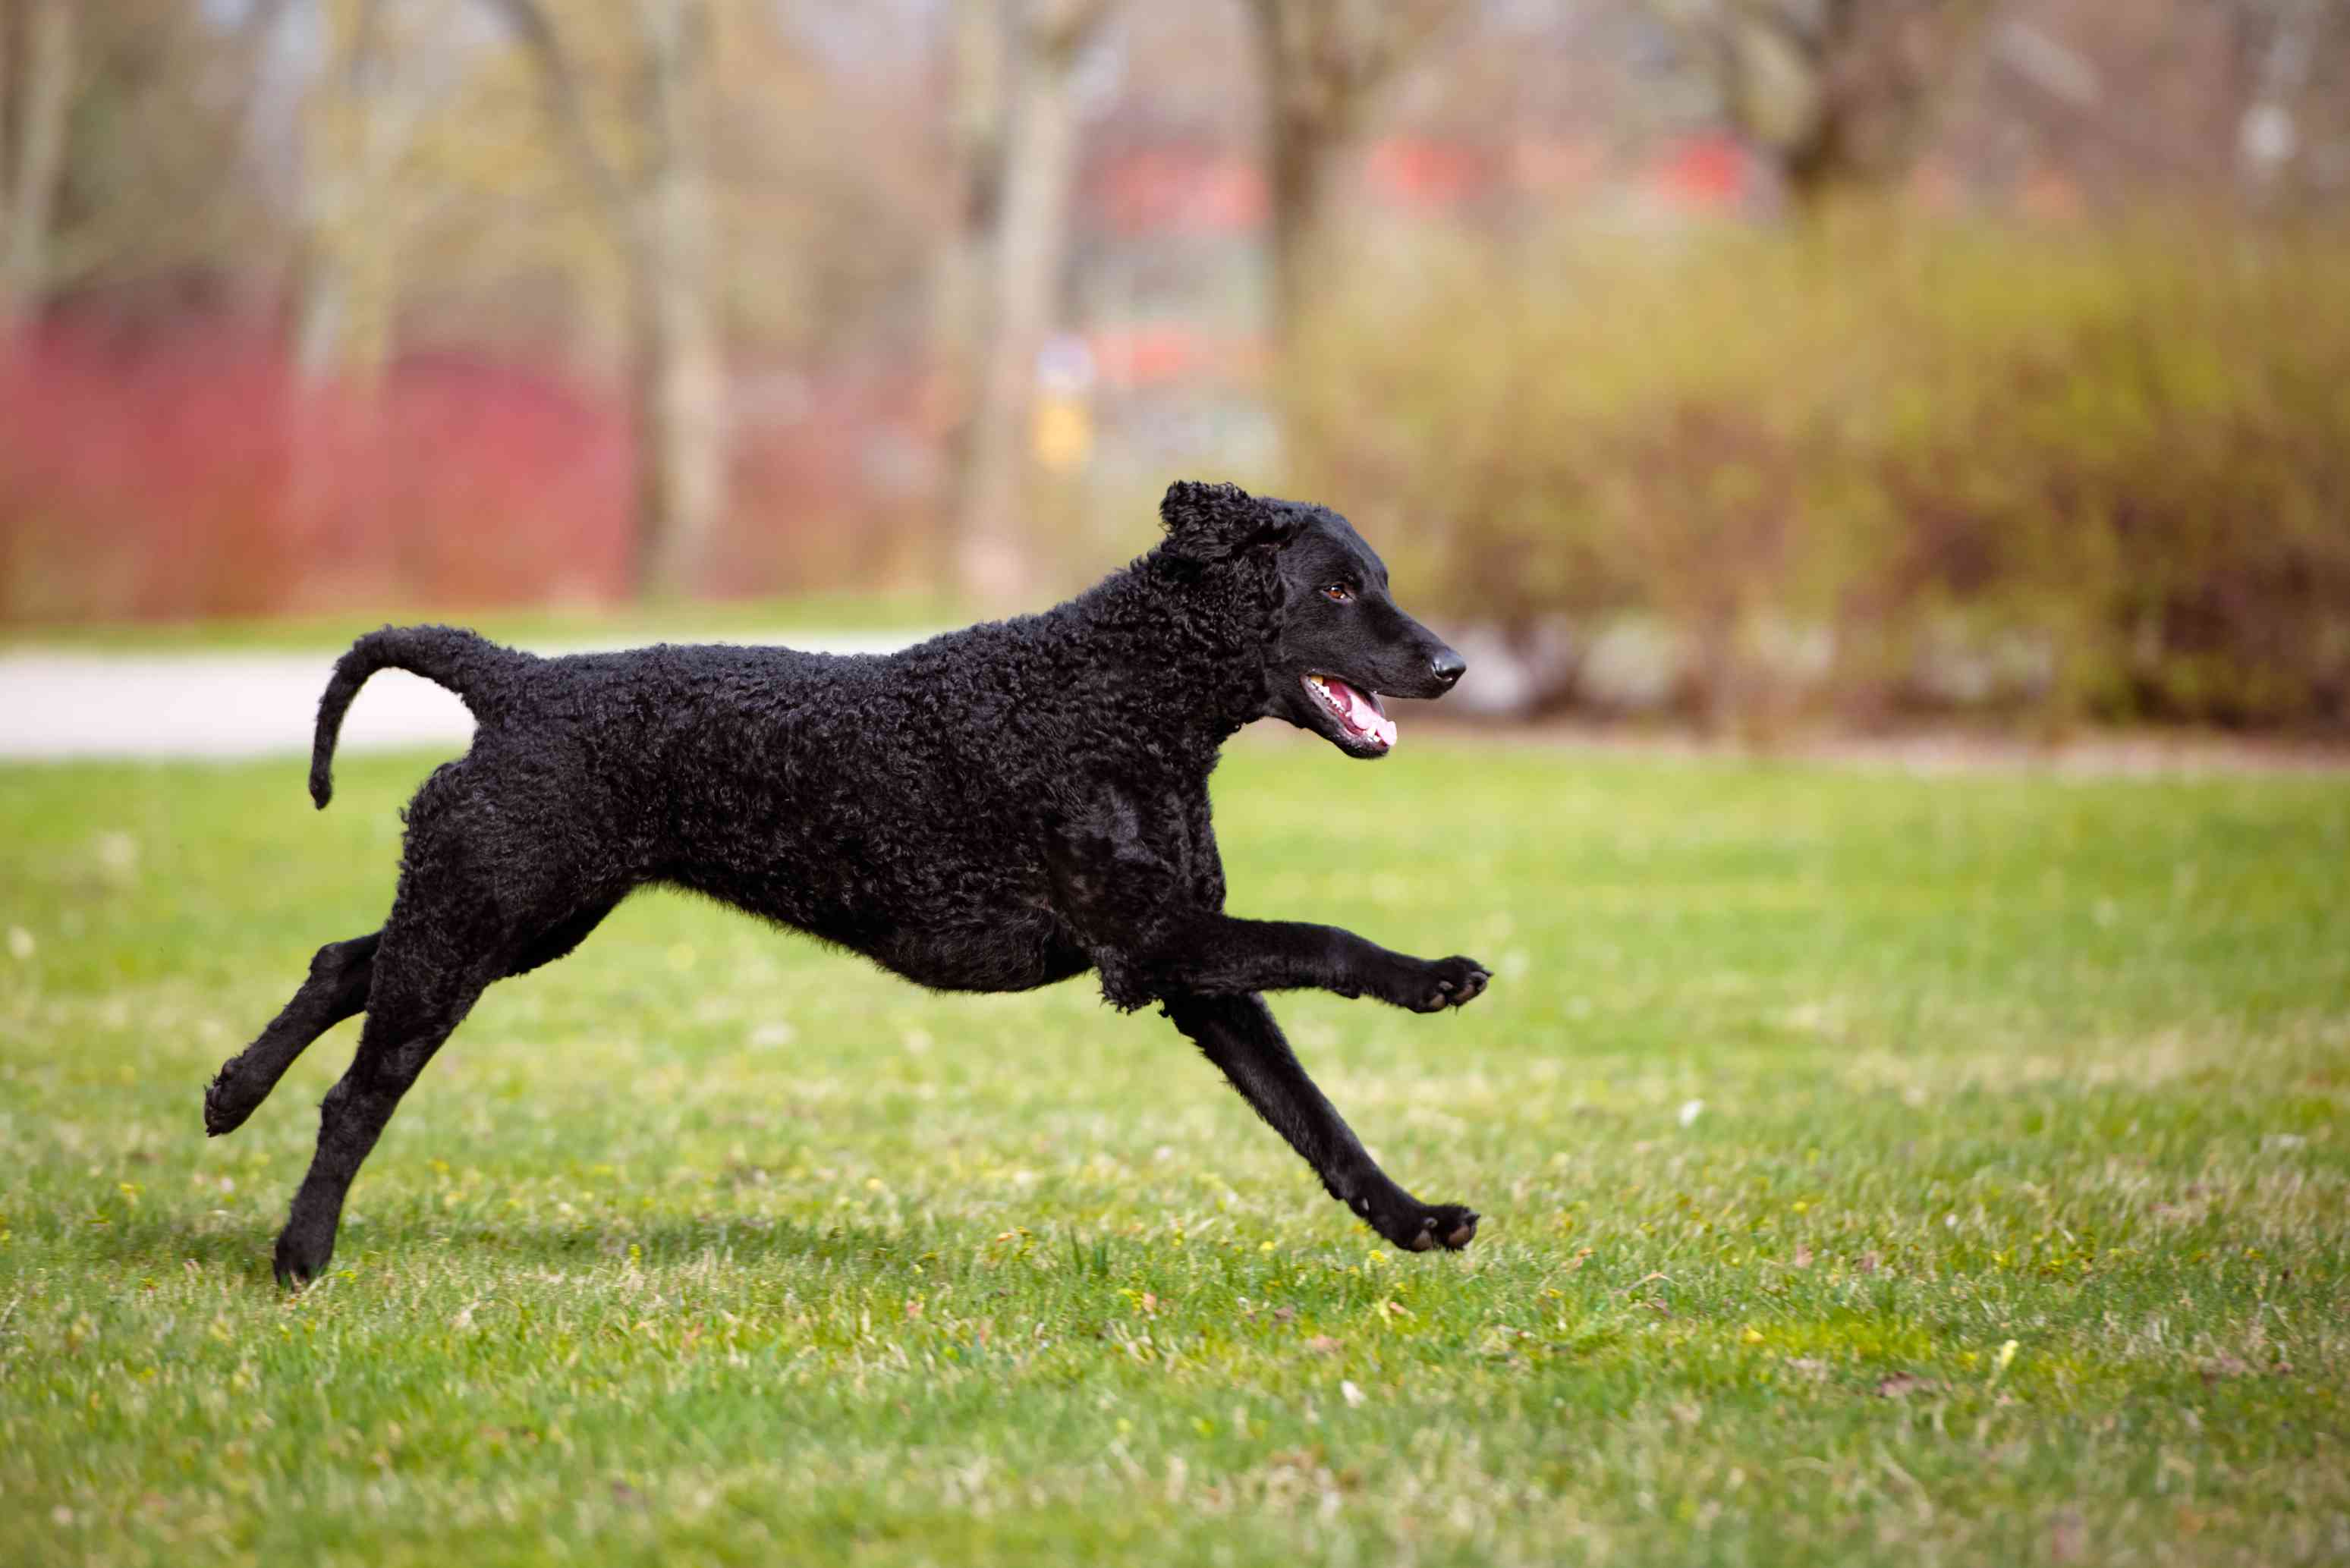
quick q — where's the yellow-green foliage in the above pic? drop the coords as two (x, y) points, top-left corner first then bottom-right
(1291, 210), (2350, 730)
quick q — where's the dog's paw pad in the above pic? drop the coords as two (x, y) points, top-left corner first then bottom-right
(1417, 958), (1491, 1011)
(1377, 1204), (1479, 1254)
(1420, 1204), (1479, 1251)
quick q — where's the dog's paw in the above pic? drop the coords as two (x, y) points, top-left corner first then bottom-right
(1372, 1202), (1481, 1253)
(272, 1225), (335, 1291)
(1386, 955), (1490, 1013)
(203, 1064), (260, 1138)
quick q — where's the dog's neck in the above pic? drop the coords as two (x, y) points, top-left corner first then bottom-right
(1044, 548), (1283, 768)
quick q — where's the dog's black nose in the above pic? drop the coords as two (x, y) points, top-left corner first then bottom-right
(1429, 647), (1467, 688)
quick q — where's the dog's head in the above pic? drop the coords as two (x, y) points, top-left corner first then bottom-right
(1158, 480), (1465, 759)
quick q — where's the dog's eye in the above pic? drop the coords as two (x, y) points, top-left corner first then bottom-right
(1320, 583), (1354, 603)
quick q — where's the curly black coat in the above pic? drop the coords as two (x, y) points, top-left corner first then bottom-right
(206, 482), (1490, 1287)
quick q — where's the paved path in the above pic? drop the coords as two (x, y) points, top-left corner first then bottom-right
(0, 633), (925, 761)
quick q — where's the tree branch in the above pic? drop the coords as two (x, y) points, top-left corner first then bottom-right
(1249, 0), (1461, 139)
(3, 0), (76, 321)
(1026, 0), (1113, 62)
(474, 0), (637, 231)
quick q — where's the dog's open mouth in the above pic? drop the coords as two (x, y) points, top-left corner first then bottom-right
(1304, 673), (1397, 752)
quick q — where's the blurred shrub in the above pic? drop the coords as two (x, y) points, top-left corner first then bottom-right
(0, 324), (637, 622)
(1290, 210), (2350, 733)
(0, 322), (940, 624)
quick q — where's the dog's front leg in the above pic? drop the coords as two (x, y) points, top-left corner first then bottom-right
(1164, 992), (1478, 1252)
(1162, 914), (1490, 1010)
(1044, 793), (1490, 1009)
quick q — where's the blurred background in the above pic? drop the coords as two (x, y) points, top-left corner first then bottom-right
(1, 0), (2346, 737)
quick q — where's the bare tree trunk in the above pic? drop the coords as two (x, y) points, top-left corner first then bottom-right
(2, 0), (74, 332)
(0, 2), (11, 308)
(294, 0), (417, 391)
(1644, 0), (1995, 218)
(630, 0), (725, 600)
(1245, 1), (1458, 363)
(1781, 116), (1862, 215)
(1263, 96), (1329, 363)
(291, 0), (456, 601)
(928, 0), (1006, 595)
(481, 0), (726, 602)
(954, 0), (1108, 609)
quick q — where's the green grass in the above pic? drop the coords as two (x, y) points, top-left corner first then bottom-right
(0, 590), (961, 655)
(2, 738), (2346, 1566)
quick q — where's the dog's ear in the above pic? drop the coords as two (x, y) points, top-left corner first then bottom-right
(1159, 480), (1301, 565)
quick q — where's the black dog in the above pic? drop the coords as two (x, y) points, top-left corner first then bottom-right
(206, 481), (1490, 1286)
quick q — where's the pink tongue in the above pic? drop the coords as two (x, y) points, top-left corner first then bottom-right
(1327, 677), (1399, 749)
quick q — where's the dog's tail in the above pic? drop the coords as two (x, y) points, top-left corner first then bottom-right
(310, 625), (527, 809)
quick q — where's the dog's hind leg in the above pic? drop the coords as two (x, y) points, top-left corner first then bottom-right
(504, 897), (621, 979)
(204, 932), (381, 1137)
(1164, 992), (1479, 1254)
(271, 932), (494, 1287)
(267, 854), (623, 1284)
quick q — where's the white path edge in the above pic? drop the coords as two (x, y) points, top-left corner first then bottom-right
(0, 633), (930, 761)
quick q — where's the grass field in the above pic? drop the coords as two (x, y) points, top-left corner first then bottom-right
(2, 737), (2346, 1566)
